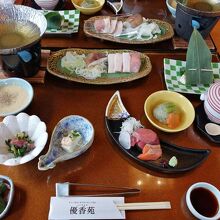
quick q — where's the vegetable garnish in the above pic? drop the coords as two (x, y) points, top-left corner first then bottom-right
(169, 156), (178, 167)
(5, 132), (35, 157)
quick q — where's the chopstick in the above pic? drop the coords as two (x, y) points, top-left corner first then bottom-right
(117, 201), (171, 211)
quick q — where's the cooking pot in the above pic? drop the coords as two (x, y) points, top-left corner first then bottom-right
(175, 0), (220, 40)
(0, 5), (47, 77)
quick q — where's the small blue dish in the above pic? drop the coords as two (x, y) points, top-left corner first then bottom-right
(0, 78), (34, 117)
(38, 115), (94, 170)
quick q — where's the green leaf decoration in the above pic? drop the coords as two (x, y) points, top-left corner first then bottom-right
(185, 28), (213, 85)
(45, 12), (63, 30)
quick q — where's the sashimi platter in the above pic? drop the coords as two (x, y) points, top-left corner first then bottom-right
(47, 48), (152, 84)
(84, 14), (174, 44)
(105, 91), (210, 173)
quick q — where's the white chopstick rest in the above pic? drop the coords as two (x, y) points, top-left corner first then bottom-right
(117, 201), (171, 210)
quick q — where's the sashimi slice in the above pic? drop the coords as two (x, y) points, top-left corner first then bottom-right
(130, 52), (141, 73)
(132, 128), (159, 147)
(122, 52), (131, 72)
(114, 53), (123, 72)
(103, 17), (111, 33)
(119, 131), (131, 150)
(85, 52), (106, 66)
(108, 54), (115, 73)
(113, 21), (123, 36)
(94, 19), (105, 33)
(138, 145), (162, 161)
(110, 19), (118, 33)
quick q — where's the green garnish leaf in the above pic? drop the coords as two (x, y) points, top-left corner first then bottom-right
(45, 12), (63, 30)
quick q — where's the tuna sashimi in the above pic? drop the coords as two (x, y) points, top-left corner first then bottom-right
(131, 128), (159, 149)
(138, 144), (162, 161)
(130, 52), (141, 73)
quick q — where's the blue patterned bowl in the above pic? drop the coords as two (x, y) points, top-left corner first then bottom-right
(38, 115), (94, 170)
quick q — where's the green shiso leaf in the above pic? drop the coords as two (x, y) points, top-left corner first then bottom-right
(185, 28), (213, 85)
(45, 12), (63, 30)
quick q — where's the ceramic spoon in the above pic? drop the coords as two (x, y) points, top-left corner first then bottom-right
(205, 123), (220, 136)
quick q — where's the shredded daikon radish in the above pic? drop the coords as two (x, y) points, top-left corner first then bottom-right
(121, 117), (143, 134)
(61, 51), (107, 79)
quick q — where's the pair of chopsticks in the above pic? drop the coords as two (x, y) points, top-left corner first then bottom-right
(117, 201), (171, 211)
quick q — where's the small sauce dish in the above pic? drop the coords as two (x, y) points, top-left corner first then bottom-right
(186, 182), (220, 220)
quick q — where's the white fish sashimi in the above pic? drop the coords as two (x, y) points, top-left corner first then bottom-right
(114, 53), (123, 72)
(119, 131), (131, 150)
(108, 54), (115, 73)
(122, 52), (131, 72)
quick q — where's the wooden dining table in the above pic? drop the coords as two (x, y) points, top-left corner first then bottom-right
(2, 0), (220, 219)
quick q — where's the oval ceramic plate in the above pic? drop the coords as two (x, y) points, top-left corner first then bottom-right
(0, 78), (33, 117)
(47, 48), (152, 85)
(84, 16), (174, 44)
(105, 91), (210, 173)
(195, 104), (220, 144)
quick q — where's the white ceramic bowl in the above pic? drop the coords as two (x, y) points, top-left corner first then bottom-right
(186, 182), (220, 220)
(0, 112), (48, 166)
(0, 78), (33, 117)
(166, 0), (177, 17)
(34, 0), (59, 10)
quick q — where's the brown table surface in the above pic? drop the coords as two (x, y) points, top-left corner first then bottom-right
(3, 1), (220, 220)
(1, 52), (220, 220)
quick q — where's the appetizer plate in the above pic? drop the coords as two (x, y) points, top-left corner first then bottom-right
(0, 113), (48, 166)
(105, 91), (210, 173)
(43, 10), (80, 35)
(47, 48), (152, 85)
(0, 78), (33, 117)
(195, 104), (220, 144)
(84, 16), (174, 44)
(38, 115), (94, 170)
(144, 90), (195, 133)
(0, 175), (14, 219)
(164, 58), (220, 95)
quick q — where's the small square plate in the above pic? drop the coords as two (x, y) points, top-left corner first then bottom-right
(164, 58), (220, 95)
(43, 10), (80, 35)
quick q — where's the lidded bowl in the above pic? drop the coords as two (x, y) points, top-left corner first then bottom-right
(201, 82), (220, 124)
